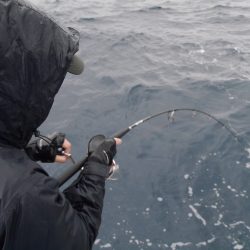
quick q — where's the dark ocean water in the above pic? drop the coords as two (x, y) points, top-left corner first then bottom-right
(31, 0), (250, 249)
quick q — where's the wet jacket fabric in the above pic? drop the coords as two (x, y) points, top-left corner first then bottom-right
(0, 1), (107, 249)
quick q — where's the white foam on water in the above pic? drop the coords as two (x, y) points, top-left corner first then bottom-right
(194, 203), (201, 207)
(157, 197), (164, 202)
(143, 207), (151, 216)
(100, 243), (112, 248)
(196, 241), (206, 247)
(214, 214), (223, 226)
(227, 185), (237, 192)
(184, 174), (189, 180)
(188, 187), (193, 197)
(244, 148), (250, 167)
(189, 205), (207, 226)
(207, 236), (216, 244)
(128, 236), (145, 246)
(245, 163), (250, 169)
(200, 155), (207, 161)
(234, 244), (244, 249)
(245, 148), (250, 158)
(94, 239), (101, 245)
(223, 184), (248, 198)
(170, 242), (192, 250)
(213, 187), (220, 197)
(229, 221), (250, 232)
(196, 235), (216, 247)
(125, 230), (132, 235)
(240, 192), (248, 198)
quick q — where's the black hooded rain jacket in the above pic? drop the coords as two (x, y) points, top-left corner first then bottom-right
(0, 1), (106, 249)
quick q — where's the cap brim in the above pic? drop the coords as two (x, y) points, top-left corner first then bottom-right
(68, 55), (84, 75)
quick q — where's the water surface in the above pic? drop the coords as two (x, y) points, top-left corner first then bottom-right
(31, 0), (250, 249)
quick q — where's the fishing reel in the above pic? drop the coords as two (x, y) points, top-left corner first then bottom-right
(27, 130), (75, 163)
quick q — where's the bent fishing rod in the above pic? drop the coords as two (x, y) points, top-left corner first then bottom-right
(57, 108), (242, 187)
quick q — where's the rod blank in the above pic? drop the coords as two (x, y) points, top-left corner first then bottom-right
(57, 108), (242, 187)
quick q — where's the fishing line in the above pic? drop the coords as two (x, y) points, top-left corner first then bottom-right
(57, 108), (245, 187)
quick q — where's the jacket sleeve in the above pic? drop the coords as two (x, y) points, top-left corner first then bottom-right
(63, 166), (107, 243)
(12, 161), (107, 250)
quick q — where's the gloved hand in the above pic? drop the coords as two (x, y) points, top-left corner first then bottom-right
(82, 135), (120, 178)
(25, 132), (67, 163)
(88, 135), (117, 165)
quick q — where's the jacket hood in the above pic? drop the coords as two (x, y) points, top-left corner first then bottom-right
(0, 0), (79, 148)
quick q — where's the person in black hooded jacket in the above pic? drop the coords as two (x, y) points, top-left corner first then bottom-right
(0, 0), (121, 249)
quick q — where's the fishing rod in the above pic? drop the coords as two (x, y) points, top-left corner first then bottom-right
(58, 108), (242, 187)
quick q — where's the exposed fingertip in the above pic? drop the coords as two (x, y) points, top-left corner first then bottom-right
(114, 138), (122, 145)
(55, 155), (68, 163)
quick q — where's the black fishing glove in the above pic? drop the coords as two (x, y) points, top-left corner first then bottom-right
(25, 132), (65, 163)
(82, 135), (117, 178)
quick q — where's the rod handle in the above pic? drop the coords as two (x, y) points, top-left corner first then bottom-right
(58, 127), (130, 187)
(112, 127), (130, 139)
(58, 156), (88, 187)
